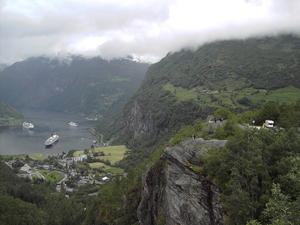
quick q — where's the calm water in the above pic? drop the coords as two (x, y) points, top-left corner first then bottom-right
(0, 107), (99, 155)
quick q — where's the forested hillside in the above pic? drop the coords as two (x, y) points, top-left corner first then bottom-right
(95, 34), (300, 169)
(0, 55), (150, 117)
(0, 160), (90, 224)
(0, 101), (25, 126)
(88, 99), (300, 225)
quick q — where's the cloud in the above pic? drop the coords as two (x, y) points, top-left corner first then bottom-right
(1, 0), (300, 65)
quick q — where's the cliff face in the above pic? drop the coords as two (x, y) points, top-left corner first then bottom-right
(137, 138), (227, 225)
(126, 99), (156, 138)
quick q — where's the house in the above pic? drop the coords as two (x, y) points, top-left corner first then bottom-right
(37, 165), (50, 170)
(72, 155), (87, 162)
(20, 164), (31, 173)
(101, 176), (110, 181)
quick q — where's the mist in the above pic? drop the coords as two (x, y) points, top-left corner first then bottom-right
(1, 0), (300, 65)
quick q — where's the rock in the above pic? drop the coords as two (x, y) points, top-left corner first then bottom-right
(137, 138), (227, 225)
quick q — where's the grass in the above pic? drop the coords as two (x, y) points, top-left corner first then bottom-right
(1, 154), (27, 159)
(37, 170), (64, 182)
(29, 154), (48, 160)
(1, 154), (48, 161)
(264, 86), (300, 102)
(73, 145), (127, 164)
(234, 86), (300, 104)
(163, 83), (300, 109)
(73, 145), (127, 172)
(89, 162), (124, 173)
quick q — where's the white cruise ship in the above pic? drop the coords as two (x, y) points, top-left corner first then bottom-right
(23, 121), (34, 130)
(45, 134), (59, 148)
(69, 121), (78, 126)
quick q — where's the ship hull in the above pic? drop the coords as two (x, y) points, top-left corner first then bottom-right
(69, 122), (78, 126)
(45, 139), (58, 148)
(45, 134), (59, 148)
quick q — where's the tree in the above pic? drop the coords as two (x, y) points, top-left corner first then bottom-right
(214, 125), (227, 139)
(255, 102), (280, 125)
(214, 107), (233, 120)
(0, 194), (47, 225)
(202, 127), (300, 224)
(276, 102), (300, 129)
(247, 183), (300, 225)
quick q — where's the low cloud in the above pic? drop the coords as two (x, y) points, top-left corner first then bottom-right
(1, 0), (300, 65)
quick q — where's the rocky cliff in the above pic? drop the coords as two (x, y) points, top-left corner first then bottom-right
(137, 138), (227, 225)
(126, 99), (156, 138)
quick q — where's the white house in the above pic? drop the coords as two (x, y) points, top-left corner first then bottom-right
(20, 164), (31, 173)
(101, 176), (110, 181)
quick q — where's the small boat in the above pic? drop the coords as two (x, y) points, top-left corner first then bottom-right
(86, 117), (97, 121)
(23, 121), (34, 130)
(45, 134), (59, 148)
(69, 121), (78, 126)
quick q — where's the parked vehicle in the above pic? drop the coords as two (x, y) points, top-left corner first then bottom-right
(263, 120), (274, 128)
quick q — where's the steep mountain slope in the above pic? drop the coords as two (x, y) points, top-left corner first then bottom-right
(0, 101), (25, 126)
(95, 34), (300, 169)
(0, 55), (150, 117)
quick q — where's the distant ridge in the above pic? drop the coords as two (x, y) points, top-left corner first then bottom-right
(0, 55), (150, 118)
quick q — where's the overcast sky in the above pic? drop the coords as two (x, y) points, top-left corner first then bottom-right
(1, 0), (300, 65)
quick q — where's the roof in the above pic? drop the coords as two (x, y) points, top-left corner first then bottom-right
(20, 164), (31, 173)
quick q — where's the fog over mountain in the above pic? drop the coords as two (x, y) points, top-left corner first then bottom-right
(1, 0), (300, 65)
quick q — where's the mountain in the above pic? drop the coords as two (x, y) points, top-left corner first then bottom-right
(0, 63), (8, 72)
(0, 101), (25, 126)
(95, 34), (300, 169)
(0, 55), (150, 117)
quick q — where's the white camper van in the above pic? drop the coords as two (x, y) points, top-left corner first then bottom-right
(264, 120), (274, 128)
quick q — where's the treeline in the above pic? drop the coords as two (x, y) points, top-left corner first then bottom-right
(222, 98), (300, 130)
(202, 127), (300, 224)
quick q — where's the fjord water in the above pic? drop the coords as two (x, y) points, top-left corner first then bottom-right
(0, 107), (99, 155)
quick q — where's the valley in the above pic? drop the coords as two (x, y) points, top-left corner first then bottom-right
(1, 34), (300, 225)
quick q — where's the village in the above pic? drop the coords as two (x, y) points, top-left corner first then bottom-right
(3, 146), (127, 194)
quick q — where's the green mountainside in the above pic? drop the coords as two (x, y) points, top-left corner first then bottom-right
(1, 34), (300, 225)
(90, 102), (300, 224)
(0, 101), (25, 126)
(0, 56), (150, 117)
(95, 34), (300, 169)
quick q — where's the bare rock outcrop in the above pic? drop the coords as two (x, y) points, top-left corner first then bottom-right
(137, 138), (227, 225)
